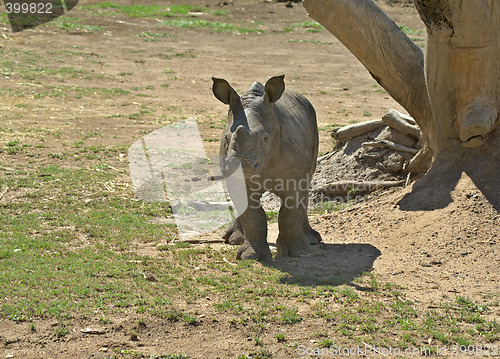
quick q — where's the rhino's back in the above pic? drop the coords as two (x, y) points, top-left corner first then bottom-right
(272, 90), (319, 177)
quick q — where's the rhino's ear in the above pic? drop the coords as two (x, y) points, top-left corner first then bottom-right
(264, 75), (285, 104)
(212, 77), (239, 106)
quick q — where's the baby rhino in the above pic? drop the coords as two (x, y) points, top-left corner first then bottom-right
(212, 75), (322, 261)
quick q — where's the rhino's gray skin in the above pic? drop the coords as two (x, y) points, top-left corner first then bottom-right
(212, 75), (322, 261)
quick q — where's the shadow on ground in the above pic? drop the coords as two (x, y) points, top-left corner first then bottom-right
(269, 243), (381, 287)
(399, 133), (500, 211)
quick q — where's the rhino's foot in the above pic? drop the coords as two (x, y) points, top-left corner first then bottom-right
(276, 235), (310, 258)
(236, 241), (272, 262)
(226, 229), (245, 245)
(304, 221), (322, 245)
(306, 230), (322, 245)
(222, 222), (245, 245)
(306, 235), (320, 245)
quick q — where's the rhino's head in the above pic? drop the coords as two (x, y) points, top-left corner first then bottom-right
(212, 75), (285, 178)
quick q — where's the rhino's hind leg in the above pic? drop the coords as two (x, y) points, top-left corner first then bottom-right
(276, 205), (310, 257)
(236, 205), (272, 261)
(303, 218), (322, 245)
(222, 219), (245, 245)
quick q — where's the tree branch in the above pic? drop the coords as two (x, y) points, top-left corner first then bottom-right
(303, 0), (433, 145)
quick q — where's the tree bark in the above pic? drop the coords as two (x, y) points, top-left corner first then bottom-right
(414, 0), (500, 151)
(304, 0), (499, 208)
(304, 0), (499, 154)
(303, 0), (433, 146)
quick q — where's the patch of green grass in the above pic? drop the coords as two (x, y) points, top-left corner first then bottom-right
(81, 2), (207, 18)
(156, 51), (196, 60)
(30, 86), (130, 99)
(107, 113), (125, 118)
(80, 1), (121, 10)
(256, 348), (272, 358)
(0, 12), (9, 24)
(182, 313), (200, 326)
(214, 300), (244, 314)
(161, 18), (264, 34)
(49, 50), (103, 58)
(3, 62), (103, 81)
(129, 110), (153, 120)
(6, 140), (20, 147)
(212, 9), (228, 16)
(135, 31), (177, 42)
(338, 287), (360, 302)
(148, 355), (191, 359)
(320, 338), (335, 348)
(285, 21), (324, 32)
(1, 49), (104, 82)
(8, 314), (27, 322)
(455, 295), (489, 313)
(48, 152), (65, 159)
(49, 17), (104, 32)
(265, 210), (279, 223)
(399, 25), (424, 35)
(0, 165), (184, 319)
(280, 308), (302, 324)
(82, 132), (102, 140)
(275, 333), (286, 342)
(54, 325), (69, 337)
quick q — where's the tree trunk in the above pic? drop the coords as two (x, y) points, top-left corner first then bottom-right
(414, 0), (500, 150)
(303, 0), (433, 145)
(303, 0), (500, 209)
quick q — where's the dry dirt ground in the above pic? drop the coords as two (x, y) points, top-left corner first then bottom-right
(0, 0), (498, 358)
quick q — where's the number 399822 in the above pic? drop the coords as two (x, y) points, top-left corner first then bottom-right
(5, 2), (53, 14)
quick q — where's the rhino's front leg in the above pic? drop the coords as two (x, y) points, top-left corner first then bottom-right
(236, 201), (271, 261)
(276, 190), (311, 257)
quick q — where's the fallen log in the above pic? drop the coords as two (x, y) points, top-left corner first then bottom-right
(313, 180), (404, 197)
(317, 151), (335, 163)
(382, 109), (421, 139)
(362, 139), (419, 154)
(389, 109), (417, 125)
(331, 119), (385, 141)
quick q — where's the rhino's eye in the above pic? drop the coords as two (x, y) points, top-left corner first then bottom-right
(263, 135), (269, 143)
